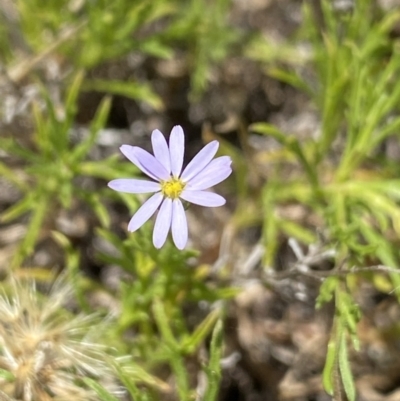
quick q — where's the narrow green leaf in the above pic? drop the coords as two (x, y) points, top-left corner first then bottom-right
(267, 67), (312, 94)
(79, 192), (111, 228)
(181, 308), (221, 353)
(1, 194), (34, 223)
(112, 361), (171, 395)
(152, 300), (190, 400)
(0, 162), (28, 191)
(322, 338), (336, 396)
(83, 79), (163, 111)
(111, 362), (141, 400)
(1, 138), (39, 162)
(12, 196), (48, 268)
(70, 96), (112, 164)
(82, 378), (120, 401)
(77, 159), (128, 180)
(250, 123), (287, 143)
(372, 116), (400, 147)
(152, 298), (179, 350)
(279, 219), (316, 244)
(140, 39), (173, 58)
(338, 331), (356, 401)
(65, 71), (85, 120)
(203, 319), (223, 401)
(32, 101), (50, 157)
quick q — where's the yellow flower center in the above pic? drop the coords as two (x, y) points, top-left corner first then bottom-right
(161, 178), (185, 199)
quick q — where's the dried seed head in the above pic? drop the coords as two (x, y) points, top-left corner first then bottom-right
(0, 277), (122, 401)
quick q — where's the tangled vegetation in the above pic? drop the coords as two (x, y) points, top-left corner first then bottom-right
(2, 1), (400, 400)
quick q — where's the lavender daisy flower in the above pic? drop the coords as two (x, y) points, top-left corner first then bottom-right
(108, 125), (232, 250)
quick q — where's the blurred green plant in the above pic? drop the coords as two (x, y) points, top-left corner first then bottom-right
(249, 0), (400, 400)
(0, 11), (15, 63)
(0, 73), (120, 268)
(48, 179), (233, 400)
(165, 0), (240, 98)
(17, 0), (174, 66)
(11, 0), (240, 100)
(7, 0), (399, 398)
(95, 223), (236, 393)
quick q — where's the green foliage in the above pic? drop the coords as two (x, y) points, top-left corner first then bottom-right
(93, 214), (233, 400)
(16, 0), (173, 65)
(249, 0), (400, 398)
(82, 378), (121, 401)
(1, 0), (236, 399)
(14, 0), (239, 97)
(83, 79), (163, 111)
(203, 319), (224, 401)
(165, 0), (240, 98)
(250, 0), (400, 282)
(1, 73), (115, 267)
(322, 318), (356, 401)
(4, 0), (400, 399)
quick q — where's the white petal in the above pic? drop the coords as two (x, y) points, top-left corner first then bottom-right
(108, 179), (160, 194)
(120, 145), (170, 181)
(151, 129), (171, 173)
(180, 190), (226, 207)
(128, 192), (163, 232)
(169, 125), (185, 177)
(181, 140), (219, 182)
(153, 198), (172, 249)
(172, 199), (188, 250)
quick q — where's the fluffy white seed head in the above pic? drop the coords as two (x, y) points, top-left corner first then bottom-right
(0, 277), (122, 401)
